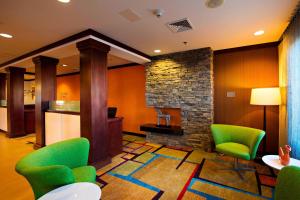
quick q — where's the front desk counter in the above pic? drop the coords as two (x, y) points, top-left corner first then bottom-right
(45, 110), (123, 157)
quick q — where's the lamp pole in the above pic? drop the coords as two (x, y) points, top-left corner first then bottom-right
(263, 105), (267, 155)
(250, 87), (281, 157)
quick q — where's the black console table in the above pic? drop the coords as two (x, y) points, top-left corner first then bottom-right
(140, 124), (183, 135)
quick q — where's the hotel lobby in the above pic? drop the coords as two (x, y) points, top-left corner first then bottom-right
(1, 0), (300, 199)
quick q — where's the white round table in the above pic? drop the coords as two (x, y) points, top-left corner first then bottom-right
(262, 155), (300, 170)
(38, 182), (101, 200)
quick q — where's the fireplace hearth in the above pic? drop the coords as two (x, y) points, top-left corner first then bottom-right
(140, 124), (183, 135)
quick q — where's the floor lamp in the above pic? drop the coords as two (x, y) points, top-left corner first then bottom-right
(250, 87), (281, 155)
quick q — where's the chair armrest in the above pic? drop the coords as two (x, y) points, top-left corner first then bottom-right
(248, 130), (265, 160)
(21, 165), (75, 199)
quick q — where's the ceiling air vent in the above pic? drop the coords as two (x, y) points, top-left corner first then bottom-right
(166, 18), (193, 33)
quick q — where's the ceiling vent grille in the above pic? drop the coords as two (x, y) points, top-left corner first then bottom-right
(166, 18), (193, 33)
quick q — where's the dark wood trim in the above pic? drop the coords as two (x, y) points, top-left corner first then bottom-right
(213, 41), (280, 55)
(0, 29), (150, 69)
(56, 72), (79, 77)
(108, 63), (140, 70)
(24, 79), (35, 81)
(46, 110), (80, 115)
(122, 131), (146, 137)
(25, 72), (35, 75)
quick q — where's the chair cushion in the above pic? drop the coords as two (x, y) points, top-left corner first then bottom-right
(216, 142), (250, 160)
(72, 166), (96, 183)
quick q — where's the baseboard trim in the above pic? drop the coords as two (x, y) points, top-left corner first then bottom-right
(123, 131), (146, 138)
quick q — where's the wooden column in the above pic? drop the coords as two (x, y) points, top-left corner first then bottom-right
(77, 39), (111, 167)
(33, 56), (58, 148)
(0, 73), (6, 100)
(6, 67), (25, 137)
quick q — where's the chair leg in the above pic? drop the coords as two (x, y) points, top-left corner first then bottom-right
(218, 158), (256, 179)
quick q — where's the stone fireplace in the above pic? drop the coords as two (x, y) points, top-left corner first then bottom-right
(145, 48), (214, 150)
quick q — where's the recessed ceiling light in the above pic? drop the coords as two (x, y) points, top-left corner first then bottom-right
(254, 30), (264, 36)
(0, 33), (13, 38)
(62, 64), (68, 67)
(154, 49), (161, 53)
(58, 0), (70, 3)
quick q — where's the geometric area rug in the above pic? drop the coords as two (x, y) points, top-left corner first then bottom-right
(96, 134), (276, 200)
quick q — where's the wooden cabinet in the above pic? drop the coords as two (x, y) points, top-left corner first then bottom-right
(24, 105), (35, 134)
(0, 106), (35, 134)
(108, 117), (123, 157)
(0, 107), (7, 132)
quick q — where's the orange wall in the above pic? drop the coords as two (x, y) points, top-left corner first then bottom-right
(56, 65), (181, 134)
(57, 75), (80, 101)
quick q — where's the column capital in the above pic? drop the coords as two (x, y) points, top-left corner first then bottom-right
(32, 56), (59, 66)
(5, 66), (26, 73)
(0, 73), (6, 78)
(76, 38), (110, 53)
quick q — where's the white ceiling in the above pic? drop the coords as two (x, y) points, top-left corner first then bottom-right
(24, 54), (131, 75)
(0, 43), (133, 74)
(0, 0), (298, 65)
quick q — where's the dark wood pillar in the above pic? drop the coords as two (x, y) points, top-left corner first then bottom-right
(77, 39), (111, 167)
(33, 56), (58, 148)
(6, 67), (25, 137)
(0, 73), (6, 100)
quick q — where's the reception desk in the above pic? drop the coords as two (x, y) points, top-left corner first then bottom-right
(45, 111), (123, 156)
(0, 107), (7, 132)
(24, 104), (35, 134)
(0, 105), (35, 134)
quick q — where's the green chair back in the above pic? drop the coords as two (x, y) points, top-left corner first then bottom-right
(211, 124), (265, 160)
(275, 166), (300, 200)
(15, 138), (90, 199)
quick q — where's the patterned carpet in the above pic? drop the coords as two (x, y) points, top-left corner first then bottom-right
(96, 134), (276, 200)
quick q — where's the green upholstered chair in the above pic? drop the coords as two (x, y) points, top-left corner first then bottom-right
(211, 124), (265, 179)
(275, 166), (300, 200)
(15, 138), (96, 199)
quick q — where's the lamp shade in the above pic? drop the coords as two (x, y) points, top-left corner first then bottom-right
(250, 87), (281, 105)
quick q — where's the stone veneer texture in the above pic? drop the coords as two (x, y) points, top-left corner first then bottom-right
(145, 48), (214, 150)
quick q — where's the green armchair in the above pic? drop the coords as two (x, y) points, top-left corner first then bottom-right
(211, 124), (265, 178)
(275, 166), (300, 200)
(15, 138), (96, 199)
